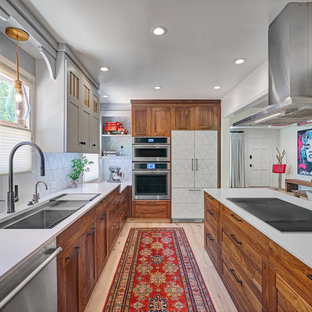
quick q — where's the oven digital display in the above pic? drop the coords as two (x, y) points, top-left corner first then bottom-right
(147, 163), (156, 169)
(148, 138), (154, 143)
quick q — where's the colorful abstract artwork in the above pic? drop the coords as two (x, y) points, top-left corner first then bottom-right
(298, 129), (312, 175)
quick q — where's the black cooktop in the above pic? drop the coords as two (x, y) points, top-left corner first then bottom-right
(226, 198), (312, 232)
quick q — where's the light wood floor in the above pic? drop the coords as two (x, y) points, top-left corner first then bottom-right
(85, 220), (237, 312)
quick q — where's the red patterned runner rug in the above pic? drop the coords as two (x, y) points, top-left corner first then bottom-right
(103, 228), (216, 312)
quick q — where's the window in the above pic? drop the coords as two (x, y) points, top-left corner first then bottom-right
(0, 66), (33, 175)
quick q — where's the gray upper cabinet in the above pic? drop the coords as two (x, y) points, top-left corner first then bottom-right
(35, 52), (100, 154)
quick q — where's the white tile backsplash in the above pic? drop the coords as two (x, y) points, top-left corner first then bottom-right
(100, 157), (132, 182)
(0, 152), (79, 212)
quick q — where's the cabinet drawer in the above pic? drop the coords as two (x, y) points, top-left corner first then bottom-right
(204, 193), (220, 217)
(222, 230), (262, 295)
(204, 225), (220, 269)
(221, 206), (269, 261)
(108, 214), (120, 251)
(269, 240), (312, 307)
(95, 197), (107, 216)
(133, 201), (170, 218)
(108, 202), (120, 220)
(222, 254), (262, 312)
(107, 187), (120, 208)
(276, 274), (312, 312)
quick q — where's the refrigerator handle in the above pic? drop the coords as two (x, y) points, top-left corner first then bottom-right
(191, 159), (194, 171)
(196, 159), (198, 171)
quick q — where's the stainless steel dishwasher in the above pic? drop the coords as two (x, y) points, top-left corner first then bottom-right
(0, 239), (61, 312)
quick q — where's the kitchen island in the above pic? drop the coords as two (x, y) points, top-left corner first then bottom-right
(204, 188), (312, 312)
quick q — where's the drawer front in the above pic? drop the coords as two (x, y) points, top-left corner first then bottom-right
(222, 254), (262, 312)
(276, 275), (312, 312)
(222, 230), (262, 295)
(204, 193), (220, 218)
(108, 214), (120, 251)
(95, 197), (107, 216)
(108, 187), (120, 208)
(221, 206), (269, 260)
(269, 240), (312, 307)
(133, 201), (170, 218)
(204, 225), (220, 269)
(204, 208), (219, 241)
(108, 202), (120, 220)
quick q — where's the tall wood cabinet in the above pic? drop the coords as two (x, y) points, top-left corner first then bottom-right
(131, 100), (220, 136)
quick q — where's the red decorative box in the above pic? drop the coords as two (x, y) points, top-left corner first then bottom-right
(272, 164), (286, 174)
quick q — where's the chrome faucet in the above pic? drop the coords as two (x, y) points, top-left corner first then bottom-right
(7, 141), (45, 213)
(32, 181), (48, 204)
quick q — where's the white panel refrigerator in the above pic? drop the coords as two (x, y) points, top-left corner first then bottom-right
(171, 130), (218, 221)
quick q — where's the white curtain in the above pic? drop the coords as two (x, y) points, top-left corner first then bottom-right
(230, 132), (245, 188)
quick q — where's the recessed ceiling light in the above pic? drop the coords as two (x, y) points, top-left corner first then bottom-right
(154, 86), (162, 90)
(152, 26), (167, 36)
(213, 86), (221, 90)
(102, 94), (109, 98)
(234, 58), (246, 65)
(100, 66), (109, 72)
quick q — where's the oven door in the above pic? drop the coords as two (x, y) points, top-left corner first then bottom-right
(132, 171), (170, 200)
(132, 145), (170, 162)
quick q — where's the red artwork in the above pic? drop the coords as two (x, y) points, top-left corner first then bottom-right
(103, 228), (216, 312)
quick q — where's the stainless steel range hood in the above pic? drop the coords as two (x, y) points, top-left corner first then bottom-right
(233, 2), (312, 127)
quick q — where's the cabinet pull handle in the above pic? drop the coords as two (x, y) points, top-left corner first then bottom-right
(192, 159), (194, 171)
(230, 269), (242, 285)
(230, 213), (242, 222)
(206, 194), (213, 200)
(66, 246), (80, 260)
(207, 233), (214, 241)
(87, 227), (96, 235)
(207, 209), (214, 216)
(230, 234), (242, 245)
(307, 274), (312, 281)
(100, 217), (106, 220)
(196, 159), (198, 171)
(92, 144), (96, 147)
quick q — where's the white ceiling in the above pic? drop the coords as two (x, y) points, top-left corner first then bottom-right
(20, 0), (304, 104)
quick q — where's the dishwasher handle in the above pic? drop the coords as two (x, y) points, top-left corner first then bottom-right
(0, 246), (62, 309)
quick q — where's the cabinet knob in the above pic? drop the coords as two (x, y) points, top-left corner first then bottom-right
(92, 144), (96, 147)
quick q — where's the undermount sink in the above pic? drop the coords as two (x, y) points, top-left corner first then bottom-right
(0, 193), (100, 229)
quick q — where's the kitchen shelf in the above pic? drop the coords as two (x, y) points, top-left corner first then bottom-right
(101, 134), (132, 137)
(100, 155), (132, 159)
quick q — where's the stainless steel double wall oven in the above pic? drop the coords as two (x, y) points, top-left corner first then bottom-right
(132, 137), (170, 200)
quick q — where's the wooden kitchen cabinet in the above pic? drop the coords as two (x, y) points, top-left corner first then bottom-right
(131, 100), (221, 136)
(57, 186), (130, 312)
(150, 106), (171, 136)
(194, 104), (219, 130)
(57, 236), (84, 312)
(171, 106), (194, 130)
(204, 191), (312, 312)
(132, 105), (151, 136)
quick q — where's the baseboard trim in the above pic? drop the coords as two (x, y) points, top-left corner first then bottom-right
(171, 218), (204, 223)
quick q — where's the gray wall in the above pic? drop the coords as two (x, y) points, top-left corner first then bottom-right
(0, 32), (35, 76)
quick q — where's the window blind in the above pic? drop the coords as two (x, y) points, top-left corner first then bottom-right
(0, 125), (32, 175)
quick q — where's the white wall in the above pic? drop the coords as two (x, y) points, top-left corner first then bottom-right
(221, 60), (268, 187)
(243, 128), (279, 188)
(279, 125), (312, 187)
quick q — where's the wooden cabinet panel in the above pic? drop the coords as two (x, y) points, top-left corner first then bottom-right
(204, 193), (220, 241)
(204, 225), (220, 270)
(95, 211), (108, 277)
(151, 106), (171, 136)
(58, 237), (84, 312)
(171, 106), (194, 130)
(132, 106), (150, 136)
(132, 200), (171, 218)
(82, 224), (97, 307)
(194, 105), (219, 130)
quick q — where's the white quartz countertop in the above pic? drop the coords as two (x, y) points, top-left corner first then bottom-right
(204, 188), (312, 269)
(0, 181), (131, 282)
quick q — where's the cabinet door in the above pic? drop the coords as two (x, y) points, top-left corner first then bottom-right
(150, 106), (171, 136)
(172, 188), (204, 220)
(80, 109), (91, 152)
(194, 105), (220, 130)
(67, 68), (81, 153)
(132, 106), (150, 136)
(194, 131), (218, 187)
(171, 106), (194, 130)
(90, 115), (100, 153)
(171, 131), (195, 188)
(58, 239), (84, 312)
(96, 212), (108, 277)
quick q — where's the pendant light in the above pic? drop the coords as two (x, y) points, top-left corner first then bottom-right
(5, 27), (29, 126)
